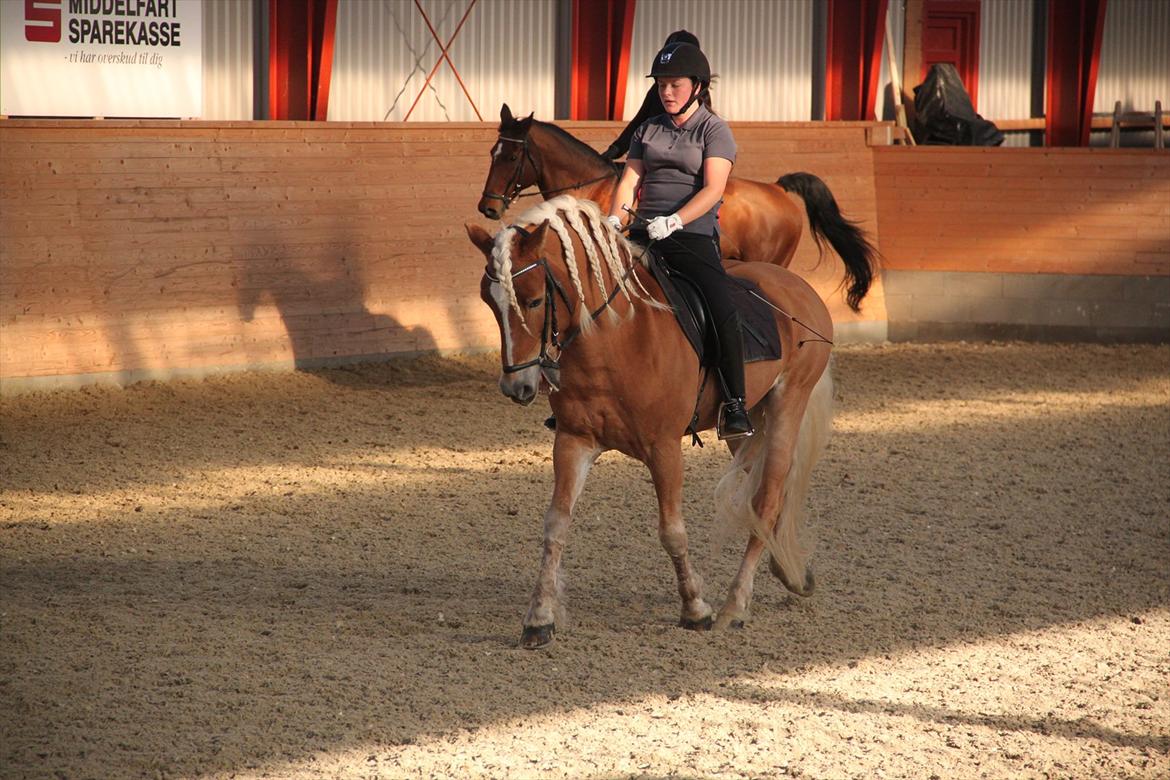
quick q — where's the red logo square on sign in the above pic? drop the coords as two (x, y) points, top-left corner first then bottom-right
(25, 0), (62, 43)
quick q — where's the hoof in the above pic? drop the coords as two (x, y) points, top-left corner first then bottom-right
(769, 556), (816, 596)
(679, 614), (714, 631)
(712, 611), (745, 631)
(520, 623), (555, 649)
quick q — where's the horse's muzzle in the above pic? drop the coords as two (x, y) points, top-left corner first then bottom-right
(499, 373), (538, 405)
(477, 198), (502, 220)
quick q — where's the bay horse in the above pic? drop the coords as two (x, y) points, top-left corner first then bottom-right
(478, 103), (877, 310)
(466, 195), (834, 649)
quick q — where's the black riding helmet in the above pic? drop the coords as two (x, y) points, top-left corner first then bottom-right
(647, 42), (710, 116)
(647, 42), (711, 84)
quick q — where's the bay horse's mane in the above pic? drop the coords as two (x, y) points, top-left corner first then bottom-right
(500, 115), (620, 176)
(490, 195), (653, 335)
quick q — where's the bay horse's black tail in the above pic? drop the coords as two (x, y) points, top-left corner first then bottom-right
(778, 172), (878, 311)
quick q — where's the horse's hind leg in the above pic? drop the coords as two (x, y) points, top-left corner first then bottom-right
(648, 445), (714, 630)
(715, 377), (816, 629)
(521, 434), (600, 649)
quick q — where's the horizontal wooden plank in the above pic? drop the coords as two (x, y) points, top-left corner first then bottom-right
(5, 124), (1166, 382)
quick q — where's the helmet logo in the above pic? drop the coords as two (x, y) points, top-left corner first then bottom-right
(659, 51), (673, 63)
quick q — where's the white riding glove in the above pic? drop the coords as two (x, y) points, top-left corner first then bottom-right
(647, 213), (683, 241)
(605, 214), (623, 232)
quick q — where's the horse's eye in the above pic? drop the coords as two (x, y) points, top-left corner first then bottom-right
(526, 298), (543, 309)
(509, 154), (519, 161)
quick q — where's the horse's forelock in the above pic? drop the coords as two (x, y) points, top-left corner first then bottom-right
(489, 226), (532, 333)
(504, 196), (653, 330)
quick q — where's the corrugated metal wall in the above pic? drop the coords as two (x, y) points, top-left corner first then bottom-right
(1092, 0), (1170, 146)
(202, 0), (253, 120)
(979, 0), (1034, 147)
(877, 0), (905, 122)
(328, 0), (557, 122)
(622, 0), (814, 121)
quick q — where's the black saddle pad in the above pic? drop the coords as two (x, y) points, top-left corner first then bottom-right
(645, 251), (781, 366)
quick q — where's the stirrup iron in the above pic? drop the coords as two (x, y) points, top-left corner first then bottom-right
(718, 398), (754, 440)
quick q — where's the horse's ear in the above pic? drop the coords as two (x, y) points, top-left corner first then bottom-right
(518, 111), (535, 130)
(519, 219), (550, 253)
(500, 104), (513, 123)
(465, 223), (495, 257)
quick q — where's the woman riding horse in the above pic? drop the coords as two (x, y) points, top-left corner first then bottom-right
(607, 42), (753, 440)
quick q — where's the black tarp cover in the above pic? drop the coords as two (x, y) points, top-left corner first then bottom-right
(911, 63), (1005, 146)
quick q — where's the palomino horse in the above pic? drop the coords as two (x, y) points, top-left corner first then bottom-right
(466, 195), (834, 649)
(478, 104), (877, 310)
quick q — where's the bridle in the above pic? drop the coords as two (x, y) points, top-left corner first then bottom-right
(484, 225), (634, 390)
(480, 132), (618, 214)
(480, 135), (539, 213)
(485, 256), (573, 388)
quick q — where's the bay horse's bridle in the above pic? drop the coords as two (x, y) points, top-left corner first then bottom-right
(480, 135), (539, 214)
(481, 132), (618, 214)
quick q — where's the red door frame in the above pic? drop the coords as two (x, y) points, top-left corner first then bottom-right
(921, 0), (981, 107)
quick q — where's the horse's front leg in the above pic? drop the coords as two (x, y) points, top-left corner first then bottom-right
(647, 446), (714, 630)
(521, 433), (600, 649)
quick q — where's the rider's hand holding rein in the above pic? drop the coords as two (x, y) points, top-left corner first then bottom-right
(647, 214), (683, 240)
(607, 144), (732, 238)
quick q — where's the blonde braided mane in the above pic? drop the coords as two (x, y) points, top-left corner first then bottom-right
(489, 195), (660, 336)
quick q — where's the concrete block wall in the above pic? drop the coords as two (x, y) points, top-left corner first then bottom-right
(885, 271), (1170, 342)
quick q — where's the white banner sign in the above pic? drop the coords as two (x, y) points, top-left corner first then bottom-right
(1, 0), (202, 117)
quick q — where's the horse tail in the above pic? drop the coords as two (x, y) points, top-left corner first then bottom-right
(715, 364), (834, 595)
(777, 172), (878, 312)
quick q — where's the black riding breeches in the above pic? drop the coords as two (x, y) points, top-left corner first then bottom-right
(639, 230), (736, 324)
(633, 229), (746, 399)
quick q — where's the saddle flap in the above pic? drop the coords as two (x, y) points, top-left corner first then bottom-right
(646, 251), (781, 366)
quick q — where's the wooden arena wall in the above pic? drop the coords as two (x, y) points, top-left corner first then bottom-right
(874, 147), (1170, 342)
(2, 121), (1166, 393)
(0, 120), (883, 393)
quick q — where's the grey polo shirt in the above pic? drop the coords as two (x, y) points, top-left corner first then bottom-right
(628, 104), (737, 236)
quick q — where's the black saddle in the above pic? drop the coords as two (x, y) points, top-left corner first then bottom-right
(644, 251), (781, 367)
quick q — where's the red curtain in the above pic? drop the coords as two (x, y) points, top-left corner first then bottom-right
(570, 0), (637, 120)
(1046, 0), (1108, 146)
(268, 0), (338, 120)
(825, 0), (889, 121)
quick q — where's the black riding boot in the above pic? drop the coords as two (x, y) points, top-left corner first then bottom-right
(715, 313), (754, 440)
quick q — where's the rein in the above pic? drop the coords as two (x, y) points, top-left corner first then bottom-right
(480, 133), (618, 213)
